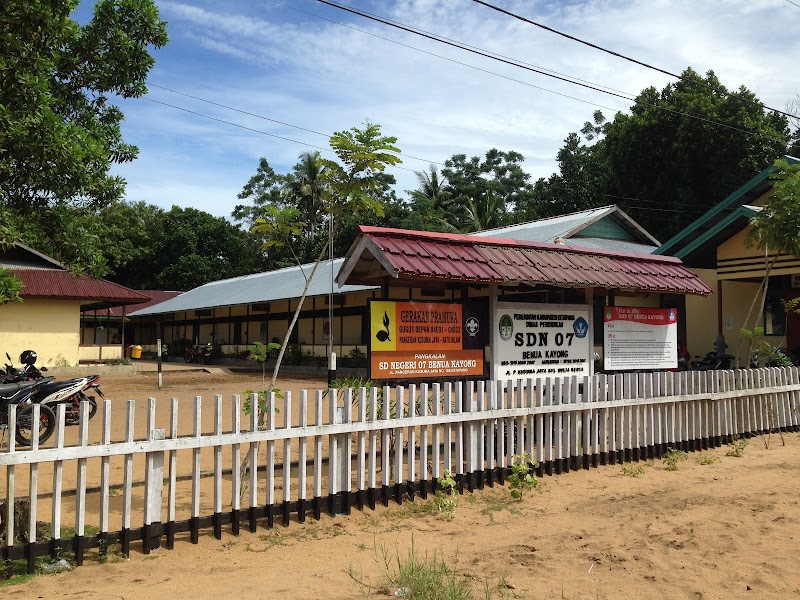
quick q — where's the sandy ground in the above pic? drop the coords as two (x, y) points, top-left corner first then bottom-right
(5, 367), (800, 599)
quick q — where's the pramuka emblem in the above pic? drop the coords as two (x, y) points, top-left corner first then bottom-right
(376, 311), (391, 342)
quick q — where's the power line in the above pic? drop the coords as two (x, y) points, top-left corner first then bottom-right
(318, 0), (782, 140)
(470, 0), (797, 120)
(785, 0), (800, 8)
(142, 98), (428, 173)
(266, 0), (635, 100)
(147, 84), (444, 167)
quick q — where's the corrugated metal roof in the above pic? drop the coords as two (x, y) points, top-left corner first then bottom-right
(13, 269), (151, 303)
(340, 227), (711, 296)
(130, 258), (378, 317)
(475, 205), (660, 251)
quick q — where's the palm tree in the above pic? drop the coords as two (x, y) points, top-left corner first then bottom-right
(408, 165), (452, 224)
(461, 190), (507, 232)
(285, 151), (327, 262)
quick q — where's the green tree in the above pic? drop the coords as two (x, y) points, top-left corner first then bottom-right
(238, 122), (401, 489)
(601, 68), (791, 239)
(97, 200), (164, 288)
(0, 0), (167, 301)
(737, 159), (800, 363)
(153, 206), (263, 291)
(250, 121), (401, 394)
(406, 166), (453, 230)
(440, 149), (534, 232)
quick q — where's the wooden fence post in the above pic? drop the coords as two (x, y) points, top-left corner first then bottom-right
(143, 397), (165, 553)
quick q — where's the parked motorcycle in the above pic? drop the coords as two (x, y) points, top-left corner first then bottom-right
(3, 351), (101, 424)
(184, 343), (213, 364)
(691, 350), (735, 371)
(0, 378), (57, 447)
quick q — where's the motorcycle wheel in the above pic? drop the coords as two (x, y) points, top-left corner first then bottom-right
(75, 393), (99, 420)
(15, 403), (56, 447)
(184, 352), (193, 363)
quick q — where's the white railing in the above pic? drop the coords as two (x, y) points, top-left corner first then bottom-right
(1, 367), (799, 575)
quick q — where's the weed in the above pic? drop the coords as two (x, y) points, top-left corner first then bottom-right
(662, 447), (688, 471)
(508, 454), (539, 500)
(726, 434), (748, 457)
(697, 453), (719, 465)
(350, 538), (474, 599)
(434, 470), (458, 520)
(620, 464), (646, 477)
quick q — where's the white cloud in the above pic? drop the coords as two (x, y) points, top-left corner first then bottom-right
(113, 0), (800, 217)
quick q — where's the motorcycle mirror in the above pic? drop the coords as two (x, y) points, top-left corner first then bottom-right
(5, 352), (11, 363)
(41, 366), (48, 372)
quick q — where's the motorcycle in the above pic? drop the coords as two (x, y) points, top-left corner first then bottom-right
(691, 350), (735, 371)
(0, 378), (57, 447)
(184, 342), (213, 364)
(3, 351), (101, 424)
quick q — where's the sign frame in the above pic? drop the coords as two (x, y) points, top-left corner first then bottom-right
(368, 299), (486, 381)
(493, 302), (592, 380)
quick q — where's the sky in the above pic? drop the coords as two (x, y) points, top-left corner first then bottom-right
(94, 0), (800, 220)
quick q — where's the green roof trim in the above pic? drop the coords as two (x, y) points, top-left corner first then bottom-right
(673, 205), (760, 260)
(579, 218), (634, 241)
(655, 155), (800, 256)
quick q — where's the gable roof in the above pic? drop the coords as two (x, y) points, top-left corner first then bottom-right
(338, 226), (711, 296)
(655, 155), (800, 266)
(1, 242), (150, 307)
(0, 242), (65, 270)
(129, 258), (378, 317)
(475, 205), (660, 252)
(12, 269), (151, 306)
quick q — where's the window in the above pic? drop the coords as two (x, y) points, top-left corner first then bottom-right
(765, 294), (786, 336)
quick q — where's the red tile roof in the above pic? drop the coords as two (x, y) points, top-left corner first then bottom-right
(83, 290), (182, 318)
(341, 227), (712, 296)
(12, 269), (151, 304)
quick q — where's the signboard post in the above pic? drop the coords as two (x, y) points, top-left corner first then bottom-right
(493, 303), (591, 379)
(369, 300), (485, 380)
(603, 307), (678, 371)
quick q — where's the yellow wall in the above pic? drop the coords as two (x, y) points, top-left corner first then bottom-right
(718, 226), (800, 280)
(683, 269), (719, 358)
(0, 299), (81, 366)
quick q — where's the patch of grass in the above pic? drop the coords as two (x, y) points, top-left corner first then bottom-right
(697, 453), (719, 465)
(620, 464), (646, 477)
(0, 572), (36, 587)
(726, 434), (748, 458)
(246, 521), (352, 552)
(350, 539), (475, 599)
(662, 447), (688, 471)
(60, 524), (100, 538)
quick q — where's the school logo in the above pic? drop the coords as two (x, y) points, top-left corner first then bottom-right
(498, 314), (513, 341)
(668, 309), (676, 321)
(573, 316), (589, 338)
(465, 316), (479, 337)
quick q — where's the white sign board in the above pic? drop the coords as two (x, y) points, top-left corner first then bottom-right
(603, 307), (678, 371)
(494, 303), (591, 379)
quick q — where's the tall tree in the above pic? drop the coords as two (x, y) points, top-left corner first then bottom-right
(153, 206), (263, 291)
(249, 122), (401, 391)
(440, 149), (534, 232)
(0, 0), (167, 301)
(601, 68), (791, 240)
(238, 122), (401, 486)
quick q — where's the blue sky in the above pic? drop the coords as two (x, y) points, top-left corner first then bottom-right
(96, 0), (800, 219)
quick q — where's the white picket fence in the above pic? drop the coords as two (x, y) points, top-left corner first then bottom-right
(2, 367), (799, 575)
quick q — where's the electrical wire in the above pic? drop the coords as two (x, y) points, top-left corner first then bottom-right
(470, 0), (797, 120)
(142, 97), (424, 175)
(317, 0), (783, 140)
